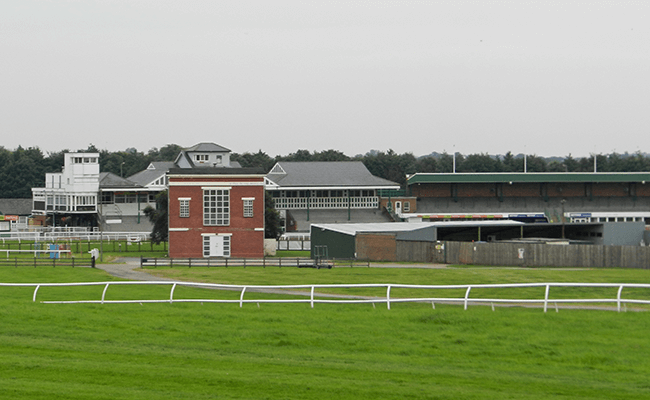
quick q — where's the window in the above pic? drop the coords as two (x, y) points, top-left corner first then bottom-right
(403, 201), (410, 212)
(179, 198), (190, 218)
(195, 154), (209, 163)
(203, 189), (229, 226)
(243, 198), (254, 218)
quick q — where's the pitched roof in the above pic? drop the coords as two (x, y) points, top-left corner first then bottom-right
(128, 162), (175, 186)
(99, 172), (142, 189)
(184, 143), (231, 152)
(266, 161), (400, 189)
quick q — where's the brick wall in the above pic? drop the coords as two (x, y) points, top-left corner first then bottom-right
(168, 175), (265, 258)
(356, 233), (397, 261)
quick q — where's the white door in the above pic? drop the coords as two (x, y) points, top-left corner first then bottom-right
(394, 201), (402, 214)
(203, 235), (230, 257)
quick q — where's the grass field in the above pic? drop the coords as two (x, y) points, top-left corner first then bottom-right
(1, 266), (650, 399)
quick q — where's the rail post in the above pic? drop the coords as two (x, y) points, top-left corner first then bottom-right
(464, 286), (472, 310)
(240, 287), (247, 308)
(543, 284), (550, 313)
(617, 285), (624, 312)
(386, 285), (391, 310)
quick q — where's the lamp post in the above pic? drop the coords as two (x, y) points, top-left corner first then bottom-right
(120, 162), (125, 178)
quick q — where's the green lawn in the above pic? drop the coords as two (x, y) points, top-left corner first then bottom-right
(1, 266), (650, 399)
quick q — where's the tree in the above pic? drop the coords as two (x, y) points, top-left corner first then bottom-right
(143, 191), (168, 244)
(264, 192), (283, 239)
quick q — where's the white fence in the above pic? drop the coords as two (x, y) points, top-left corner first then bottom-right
(3, 281), (650, 312)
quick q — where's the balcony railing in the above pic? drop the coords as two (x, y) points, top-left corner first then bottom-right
(273, 196), (378, 210)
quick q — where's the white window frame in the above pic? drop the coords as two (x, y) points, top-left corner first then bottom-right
(243, 197), (254, 218)
(179, 198), (191, 218)
(203, 189), (230, 226)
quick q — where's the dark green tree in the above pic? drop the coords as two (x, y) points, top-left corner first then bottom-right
(143, 191), (168, 244)
(264, 192), (283, 239)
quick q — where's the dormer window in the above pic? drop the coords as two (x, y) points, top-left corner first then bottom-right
(195, 154), (209, 163)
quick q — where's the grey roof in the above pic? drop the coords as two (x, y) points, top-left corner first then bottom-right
(0, 198), (33, 215)
(99, 172), (142, 189)
(149, 161), (176, 170)
(127, 162), (175, 186)
(312, 221), (524, 236)
(184, 142), (231, 152)
(266, 161), (400, 189)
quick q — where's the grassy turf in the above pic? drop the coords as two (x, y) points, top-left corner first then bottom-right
(1, 266), (650, 399)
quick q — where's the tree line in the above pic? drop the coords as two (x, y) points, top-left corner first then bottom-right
(1, 144), (649, 198)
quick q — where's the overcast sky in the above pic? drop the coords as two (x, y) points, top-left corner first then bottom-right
(2, 1), (649, 158)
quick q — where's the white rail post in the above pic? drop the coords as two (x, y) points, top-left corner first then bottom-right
(464, 286), (472, 310)
(101, 283), (110, 304)
(617, 285), (624, 312)
(170, 283), (177, 304)
(386, 285), (391, 310)
(310, 286), (315, 309)
(240, 287), (247, 308)
(33, 284), (40, 302)
(544, 284), (550, 313)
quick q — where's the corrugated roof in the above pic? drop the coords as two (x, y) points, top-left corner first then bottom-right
(407, 172), (650, 185)
(312, 220), (523, 236)
(266, 161), (400, 189)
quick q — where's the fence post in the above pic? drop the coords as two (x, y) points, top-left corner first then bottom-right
(170, 283), (177, 304)
(617, 285), (624, 312)
(464, 286), (472, 310)
(311, 286), (315, 308)
(189, 258), (192, 268)
(386, 285), (391, 310)
(240, 287), (247, 308)
(543, 284), (550, 313)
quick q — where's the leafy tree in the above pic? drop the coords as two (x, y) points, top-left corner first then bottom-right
(232, 150), (276, 172)
(264, 192), (283, 239)
(143, 191), (168, 244)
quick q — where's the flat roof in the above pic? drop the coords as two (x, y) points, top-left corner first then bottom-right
(407, 172), (650, 185)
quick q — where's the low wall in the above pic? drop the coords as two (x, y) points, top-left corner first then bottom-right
(397, 240), (650, 268)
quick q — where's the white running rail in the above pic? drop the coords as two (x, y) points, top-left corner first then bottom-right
(2, 282), (650, 312)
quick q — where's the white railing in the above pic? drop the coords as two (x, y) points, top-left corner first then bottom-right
(42, 232), (150, 241)
(3, 281), (650, 312)
(273, 196), (378, 210)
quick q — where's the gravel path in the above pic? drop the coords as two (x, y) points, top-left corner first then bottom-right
(94, 257), (174, 281)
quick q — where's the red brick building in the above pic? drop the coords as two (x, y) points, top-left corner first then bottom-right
(167, 167), (266, 258)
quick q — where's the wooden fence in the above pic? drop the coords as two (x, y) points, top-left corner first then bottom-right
(0, 257), (91, 268)
(398, 240), (650, 268)
(140, 257), (334, 269)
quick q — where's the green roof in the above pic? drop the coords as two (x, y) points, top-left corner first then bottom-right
(407, 172), (650, 185)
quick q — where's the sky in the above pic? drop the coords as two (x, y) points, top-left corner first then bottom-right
(2, 0), (649, 158)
